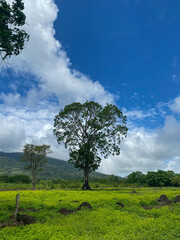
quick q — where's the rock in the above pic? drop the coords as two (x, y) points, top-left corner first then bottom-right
(174, 195), (180, 203)
(116, 202), (124, 208)
(156, 194), (172, 206)
(77, 202), (92, 211)
(16, 214), (36, 225)
(58, 208), (75, 215)
(157, 194), (169, 202)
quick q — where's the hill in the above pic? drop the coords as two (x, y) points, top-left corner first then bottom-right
(0, 152), (109, 180)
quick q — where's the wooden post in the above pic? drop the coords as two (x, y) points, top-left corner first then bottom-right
(13, 193), (20, 223)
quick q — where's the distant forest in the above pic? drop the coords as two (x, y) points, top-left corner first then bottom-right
(0, 151), (179, 188)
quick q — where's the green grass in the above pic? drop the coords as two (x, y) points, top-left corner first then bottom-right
(0, 188), (180, 240)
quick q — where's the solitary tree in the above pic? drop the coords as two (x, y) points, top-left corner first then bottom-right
(54, 101), (128, 190)
(0, 0), (29, 61)
(21, 144), (51, 190)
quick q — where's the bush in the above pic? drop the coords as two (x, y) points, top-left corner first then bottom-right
(0, 174), (31, 183)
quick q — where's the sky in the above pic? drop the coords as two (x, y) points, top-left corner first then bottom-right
(0, 0), (180, 176)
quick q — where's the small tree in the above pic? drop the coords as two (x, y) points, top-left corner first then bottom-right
(21, 144), (51, 190)
(54, 101), (128, 190)
(0, 0), (29, 61)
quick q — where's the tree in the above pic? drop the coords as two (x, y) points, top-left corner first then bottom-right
(54, 101), (128, 190)
(0, 0), (29, 61)
(145, 170), (173, 187)
(126, 171), (145, 185)
(21, 144), (52, 190)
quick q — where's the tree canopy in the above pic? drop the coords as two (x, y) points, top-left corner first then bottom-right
(21, 144), (51, 190)
(0, 0), (29, 61)
(54, 101), (128, 190)
(126, 171), (145, 185)
(126, 170), (177, 187)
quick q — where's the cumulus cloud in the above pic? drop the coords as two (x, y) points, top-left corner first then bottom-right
(4, 0), (114, 106)
(169, 96), (180, 113)
(0, 102), (68, 159)
(165, 157), (180, 172)
(0, 113), (25, 152)
(99, 116), (180, 176)
(1, 100), (180, 175)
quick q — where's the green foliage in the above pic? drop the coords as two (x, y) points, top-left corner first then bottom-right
(54, 101), (127, 189)
(126, 170), (177, 187)
(126, 171), (145, 185)
(145, 170), (174, 187)
(0, 174), (31, 183)
(21, 144), (52, 189)
(0, 0), (29, 61)
(21, 144), (51, 172)
(0, 188), (179, 239)
(107, 174), (119, 182)
(171, 175), (180, 187)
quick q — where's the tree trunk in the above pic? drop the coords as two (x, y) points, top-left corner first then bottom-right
(33, 181), (36, 191)
(32, 172), (36, 190)
(82, 169), (91, 190)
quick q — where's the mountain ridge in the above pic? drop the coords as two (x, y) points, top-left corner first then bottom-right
(0, 151), (109, 180)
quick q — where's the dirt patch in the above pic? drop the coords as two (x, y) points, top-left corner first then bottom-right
(131, 190), (137, 194)
(174, 195), (180, 203)
(59, 199), (63, 202)
(58, 208), (76, 215)
(71, 200), (79, 203)
(77, 202), (92, 211)
(116, 202), (124, 208)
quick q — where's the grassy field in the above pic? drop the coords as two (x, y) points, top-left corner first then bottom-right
(0, 188), (179, 240)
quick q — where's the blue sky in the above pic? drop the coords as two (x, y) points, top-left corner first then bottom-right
(0, 0), (180, 176)
(55, 0), (180, 109)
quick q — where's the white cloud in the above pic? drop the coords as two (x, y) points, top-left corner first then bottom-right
(169, 96), (180, 113)
(0, 113), (25, 152)
(124, 108), (156, 120)
(0, 93), (21, 106)
(4, 0), (114, 106)
(99, 116), (180, 176)
(0, 101), (180, 175)
(165, 157), (180, 172)
(0, 102), (69, 159)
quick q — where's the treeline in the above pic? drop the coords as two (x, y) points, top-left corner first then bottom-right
(0, 175), (31, 183)
(0, 170), (179, 188)
(126, 170), (180, 187)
